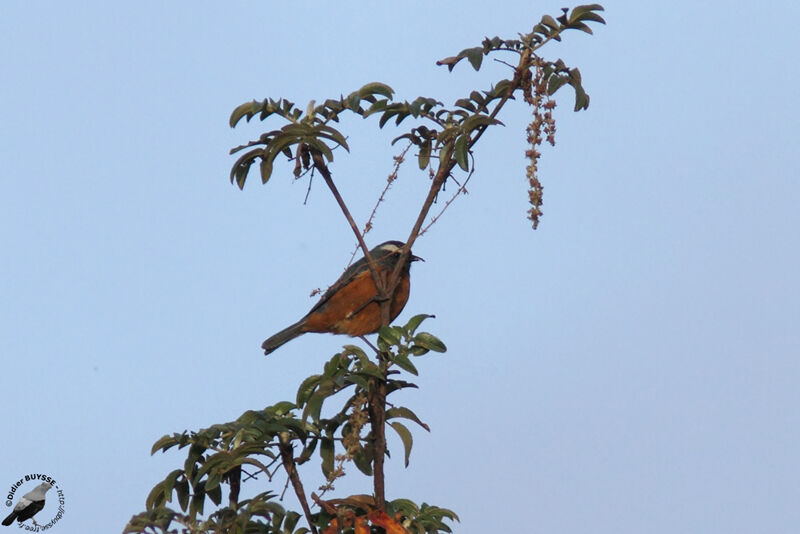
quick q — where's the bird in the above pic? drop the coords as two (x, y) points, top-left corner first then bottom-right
(262, 240), (421, 354)
(2, 482), (52, 526)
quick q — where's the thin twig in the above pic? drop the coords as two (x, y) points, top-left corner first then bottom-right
(311, 151), (384, 298)
(303, 169), (315, 205)
(346, 142), (412, 267)
(419, 161), (475, 236)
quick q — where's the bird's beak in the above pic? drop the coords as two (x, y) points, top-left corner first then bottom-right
(410, 254), (424, 262)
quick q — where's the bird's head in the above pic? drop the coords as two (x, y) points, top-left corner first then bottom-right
(372, 240), (423, 267)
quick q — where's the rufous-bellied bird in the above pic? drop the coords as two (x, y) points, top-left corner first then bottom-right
(262, 241), (421, 354)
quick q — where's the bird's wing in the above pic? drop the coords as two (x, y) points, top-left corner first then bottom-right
(307, 255), (371, 314)
(17, 500), (45, 522)
(13, 497), (33, 512)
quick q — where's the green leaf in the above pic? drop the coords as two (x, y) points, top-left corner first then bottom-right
(305, 391), (325, 423)
(409, 345), (429, 356)
(379, 325), (403, 345)
(229, 100), (261, 128)
(392, 352), (418, 375)
(404, 314), (434, 335)
(297, 374), (322, 407)
(229, 148), (262, 190)
(284, 511), (301, 533)
(270, 401), (297, 416)
(205, 470), (222, 492)
(568, 68), (590, 111)
(464, 47), (484, 71)
(413, 332), (447, 353)
(418, 140), (431, 170)
(574, 11), (606, 24)
(259, 156), (273, 184)
(297, 439), (318, 464)
(341, 344), (367, 359)
(540, 14), (561, 32)
(461, 113), (502, 133)
(318, 124), (349, 151)
(358, 81), (395, 99)
(151, 434), (178, 455)
(569, 4), (606, 24)
(176, 478), (190, 511)
(386, 406), (430, 431)
(145, 481), (166, 510)
(568, 21), (594, 34)
(547, 74), (570, 96)
(389, 422), (413, 467)
(454, 134), (469, 171)
(306, 138), (334, 162)
(320, 437), (335, 477)
(353, 446), (373, 476)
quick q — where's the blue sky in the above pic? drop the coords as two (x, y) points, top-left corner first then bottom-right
(2, 2), (799, 533)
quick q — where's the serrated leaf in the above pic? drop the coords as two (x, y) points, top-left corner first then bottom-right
(389, 422), (413, 467)
(413, 332), (447, 353)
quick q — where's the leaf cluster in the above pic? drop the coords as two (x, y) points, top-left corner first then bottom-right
(125, 316), (453, 534)
(227, 4), (603, 228)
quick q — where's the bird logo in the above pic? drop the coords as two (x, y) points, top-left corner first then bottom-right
(2, 482), (52, 527)
(262, 240), (421, 354)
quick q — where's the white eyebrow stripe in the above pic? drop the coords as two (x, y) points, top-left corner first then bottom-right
(378, 243), (401, 253)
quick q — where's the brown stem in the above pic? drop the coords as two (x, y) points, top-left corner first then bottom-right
(311, 150), (387, 299)
(387, 47), (534, 290)
(310, 150), (394, 511)
(367, 377), (388, 510)
(308, 50), (533, 514)
(279, 433), (318, 534)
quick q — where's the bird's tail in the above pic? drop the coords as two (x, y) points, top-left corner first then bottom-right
(2, 512), (17, 526)
(262, 320), (306, 355)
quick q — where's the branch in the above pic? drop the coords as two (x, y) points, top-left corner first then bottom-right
(367, 377), (388, 511)
(311, 150), (387, 298)
(278, 433), (318, 534)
